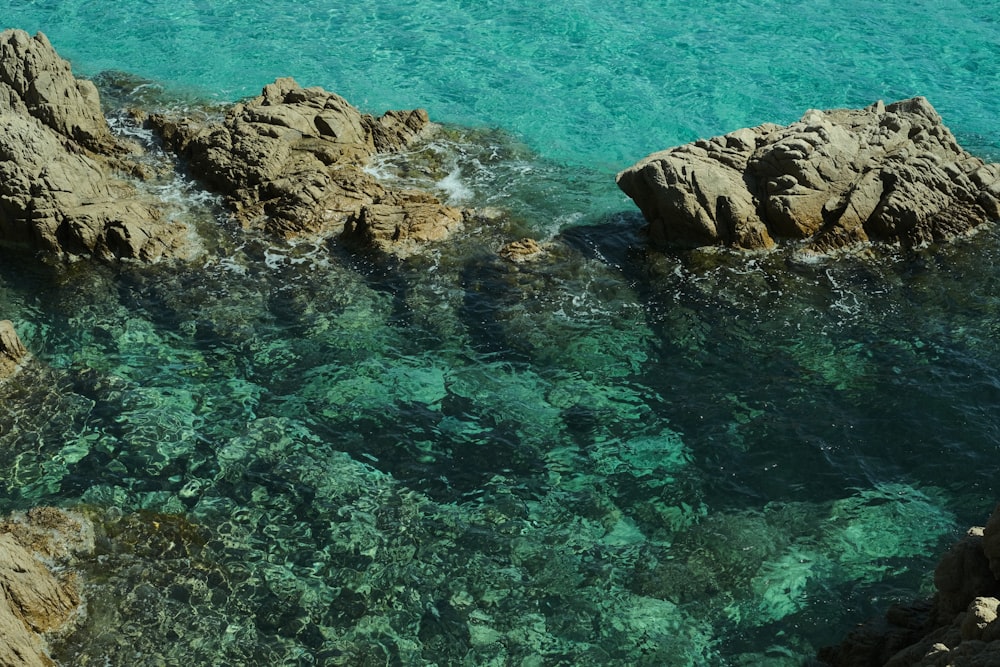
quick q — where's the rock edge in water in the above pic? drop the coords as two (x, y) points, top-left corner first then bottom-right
(617, 97), (1000, 255)
(148, 76), (470, 257)
(0, 319), (29, 379)
(0, 507), (93, 667)
(0, 29), (193, 262)
(0, 29), (473, 262)
(820, 503), (1000, 666)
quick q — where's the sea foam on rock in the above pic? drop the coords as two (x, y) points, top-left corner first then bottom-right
(149, 76), (470, 257)
(617, 97), (1000, 254)
(0, 30), (474, 263)
(0, 29), (194, 262)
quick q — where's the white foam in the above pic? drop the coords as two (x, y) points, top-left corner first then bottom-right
(437, 167), (473, 204)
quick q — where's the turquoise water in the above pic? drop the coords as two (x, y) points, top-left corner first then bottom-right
(2, 1), (1000, 664)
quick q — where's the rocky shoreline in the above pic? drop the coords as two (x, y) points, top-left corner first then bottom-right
(2, 26), (1000, 667)
(0, 29), (477, 264)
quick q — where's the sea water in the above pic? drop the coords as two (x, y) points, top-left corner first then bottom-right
(2, 1), (1000, 664)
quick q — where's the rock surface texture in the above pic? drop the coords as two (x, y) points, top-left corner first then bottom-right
(0, 507), (93, 667)
(150, 77), (468, 256)
(0, 29), (191, 262)
(0, 319), (29, 378)
(820, 503), (1000, 666)
(617, 98), (1000, 254)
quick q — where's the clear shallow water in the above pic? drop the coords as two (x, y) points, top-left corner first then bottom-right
(2, 1), (1000, 665)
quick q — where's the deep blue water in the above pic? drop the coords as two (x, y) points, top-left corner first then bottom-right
(2, 1), (1000, 664)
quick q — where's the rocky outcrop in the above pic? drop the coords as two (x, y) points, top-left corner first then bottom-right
(617, 97), (1000, 254)
(820, 503), (1000, 666)
(0, 320), (28, 379)
(0, 507), (93, 667)
(0, 29), (193, 262)
(150, 77), (468, 256)
(498, 237), (547, 263)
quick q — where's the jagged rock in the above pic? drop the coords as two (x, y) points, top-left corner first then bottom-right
(0, 507), (93, 667)
(617, 97), (1000, 254)
(933, 528), (1000, 624)
(0, 30), (111, 152)
(150, 76), (467, 255)
(0, 29), (193, 262)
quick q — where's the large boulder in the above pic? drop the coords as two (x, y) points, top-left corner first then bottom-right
(0, 29), (192, 262)
(617, 97), (1000, 254)
(150, 77), (468, 256)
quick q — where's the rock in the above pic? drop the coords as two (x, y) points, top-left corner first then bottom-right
(0, 319), (28, 378)
(933, 528), (999, 623)
(960, 597), (1000, 641)
(498, 238), (547, 263)
(820, 504), (1000, 666)
(343, 189), (467, 257)
(0, 30), (112, 152)
(0, 507), (93, 667)
(149, 76), (468, 255)
(981, 502), (1000, 579)
(618, 97), (1000, 254)
(0, 29), (193, 262)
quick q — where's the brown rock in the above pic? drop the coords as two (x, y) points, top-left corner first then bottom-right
(151, 76), (467, 255)
(0, 29), (193, 262)
(618, 97), (1000, 255)
(498, 238), (547, 263)
(933, 527), (1000, 624)
(0, 29), (112, 152)
(0, 508), (93, 667)
(0, 320), (28, 379)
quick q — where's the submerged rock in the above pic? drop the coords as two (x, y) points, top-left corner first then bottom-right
(0, 29), (193, 262)
(0, 507), (93, 667)
(820, 502), (1000, 666)
(150, 77), (469, 256)
(617, 97), (1000, 254)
